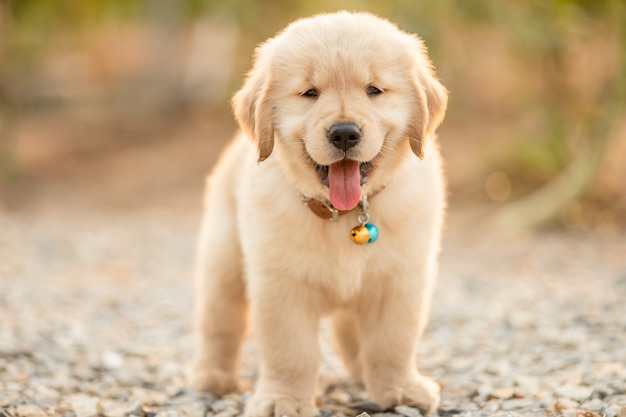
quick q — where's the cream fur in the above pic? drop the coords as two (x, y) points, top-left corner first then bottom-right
(190, 11), (448, 417)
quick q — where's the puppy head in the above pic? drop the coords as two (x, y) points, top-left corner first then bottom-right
(232, 12), (448, 209)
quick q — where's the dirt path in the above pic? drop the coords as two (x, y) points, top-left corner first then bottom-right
(1, 196), (625, 417)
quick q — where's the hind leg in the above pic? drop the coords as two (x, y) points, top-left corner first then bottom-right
(330, 310), (363, 382)
(189, 181), (247, 395)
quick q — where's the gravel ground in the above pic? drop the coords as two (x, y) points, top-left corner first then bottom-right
(1, 203), (625, 417)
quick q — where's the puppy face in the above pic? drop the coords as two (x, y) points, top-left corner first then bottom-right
(233, 12), (447, 210)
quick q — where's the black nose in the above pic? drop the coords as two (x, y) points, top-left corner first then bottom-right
(327, 123), (361, 151)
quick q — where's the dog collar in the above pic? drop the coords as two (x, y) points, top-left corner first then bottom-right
(300, 195), (349, 221)
(299, 193), (379, 244)
(299, 184), (385, 221)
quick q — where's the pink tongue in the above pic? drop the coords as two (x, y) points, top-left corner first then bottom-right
(328, 159), (361, 211)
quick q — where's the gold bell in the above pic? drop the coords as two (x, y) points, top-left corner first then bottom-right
(350, 224), (371, 244)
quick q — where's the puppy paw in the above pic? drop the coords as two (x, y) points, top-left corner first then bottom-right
(188, 367), (239, 396)
(372, 375), (440, 414)
(245, 394), (318, 417)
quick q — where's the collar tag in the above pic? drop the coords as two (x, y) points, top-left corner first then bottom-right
(300, 193), (341, 220)
(350, 194), (379, 245)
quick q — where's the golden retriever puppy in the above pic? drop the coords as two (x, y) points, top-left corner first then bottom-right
(190, 11), (448, 417)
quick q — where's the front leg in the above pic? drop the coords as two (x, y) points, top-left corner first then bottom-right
(246, 277), (320, 417)
(358, 272), (440, 414)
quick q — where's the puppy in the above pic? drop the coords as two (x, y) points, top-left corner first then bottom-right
(190, 11), (448, 417)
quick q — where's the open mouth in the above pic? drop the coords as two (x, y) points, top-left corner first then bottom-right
(315, 161), (372, 187)
(314, 159), (373, 210)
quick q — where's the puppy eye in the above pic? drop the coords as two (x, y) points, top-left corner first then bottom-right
(367, 86), (383, 96)
(301, 88), (319, 98)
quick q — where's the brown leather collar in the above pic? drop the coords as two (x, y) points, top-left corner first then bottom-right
(302, 198), (351, 220)
(301, 187), (384, 220)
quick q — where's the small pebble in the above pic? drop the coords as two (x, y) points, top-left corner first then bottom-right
(555, 385), (593, 402)
(328, 390), (352, 405)
(98, 399), (129, 417)
(500, 398), (537, 411)
(394, 405), (423, 417)
(582, 398), (607, 414)
(348, 401), (383, 414)
(102, 350), (125, 370)
(127, 401), (146, 417)
(551, 398), (579, 411)
(210, 399), (240, 413)
(155, 411), (183, 417)
(66, 393), (100, 417)
(476, 384), (493, 399)
(489, 387), (514, 400)
(15, 404), (47, 417)
(213, 409), (240, 417)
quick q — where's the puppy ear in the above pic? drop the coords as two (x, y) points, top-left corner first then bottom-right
(231, 49), (275, 162)
(408, 37), (448, 159)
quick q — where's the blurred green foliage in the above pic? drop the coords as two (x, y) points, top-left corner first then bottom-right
(5, 0), (622, 78)
(7, 0), (619, 44)
(2, 0), (625, 226)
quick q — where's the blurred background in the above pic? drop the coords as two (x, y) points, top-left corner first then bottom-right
(1, 0), (625, 233)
